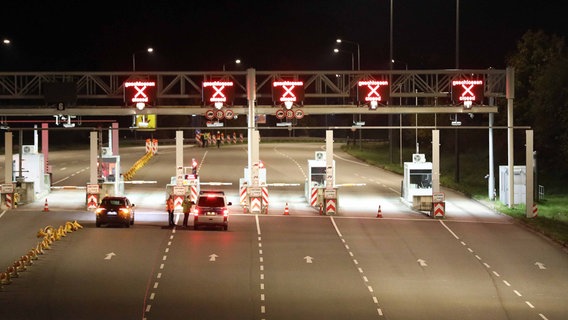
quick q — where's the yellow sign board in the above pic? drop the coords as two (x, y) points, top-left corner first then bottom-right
(136, 114), (157, 130)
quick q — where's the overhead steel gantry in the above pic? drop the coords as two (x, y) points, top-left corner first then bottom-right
(0, 69), (505, 117)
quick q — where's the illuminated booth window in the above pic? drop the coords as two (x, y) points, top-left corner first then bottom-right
(202, 80), (234, 109)
(124, 80), (156, 110)
(272, 80), (304, 109)
(451, 79), (484, 108)
(357, 80), (390, 108)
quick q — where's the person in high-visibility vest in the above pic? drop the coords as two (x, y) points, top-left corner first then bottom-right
(166, 195), (175, 227)
(182, 195), (194, 228)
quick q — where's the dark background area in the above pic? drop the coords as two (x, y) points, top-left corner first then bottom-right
(2, 0), (567, 71)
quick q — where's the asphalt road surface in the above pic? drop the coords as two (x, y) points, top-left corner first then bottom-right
(0, 142), (566, 320)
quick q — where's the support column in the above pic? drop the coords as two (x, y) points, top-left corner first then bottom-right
(112, 122), (119, 155)
(176, 130), (184, 173)
(247, 68), (256, 184)
(526, 130), (534, 218)
(5, 132), (13, 183)
(42, 123), (49, 176)
(90, 131), (98, 184)
(506, 67), (515, 208)
(432, 130), (440, 193)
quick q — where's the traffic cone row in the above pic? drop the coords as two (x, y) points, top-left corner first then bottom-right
(284, 202), (289, 215)
(1, 220), (83, 289)
(376, 205), (383, 218)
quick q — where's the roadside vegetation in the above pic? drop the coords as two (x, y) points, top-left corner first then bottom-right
(342, 142), (568, 247)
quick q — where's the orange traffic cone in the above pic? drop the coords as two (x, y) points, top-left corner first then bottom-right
(376, 205), (383, 218)
(43, 198), (49, 212)
(284, 202), (289, 215)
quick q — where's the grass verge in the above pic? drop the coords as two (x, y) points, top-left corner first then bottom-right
(342, 142), (568, 247)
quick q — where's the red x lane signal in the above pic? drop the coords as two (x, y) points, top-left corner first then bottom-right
(451, 79), (484, 104)
(203, 81), (235, 105)
(124, 80), (156, 104)
(272, 80), (304, 104)
(357, 80), (390, 104)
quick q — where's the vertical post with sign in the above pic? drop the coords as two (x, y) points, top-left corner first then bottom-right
(323, 130), (338, 215)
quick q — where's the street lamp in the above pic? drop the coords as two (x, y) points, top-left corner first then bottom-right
(333, 48), (354, 71)
(2, 38), (11, 45)
(336, 38), (360, 70)
(391, 59), (408, 70)
(132, 47), (154, 72)
(223, 58), (242, 71)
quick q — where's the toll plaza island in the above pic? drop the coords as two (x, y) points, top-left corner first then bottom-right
(0, 67), (538, 218)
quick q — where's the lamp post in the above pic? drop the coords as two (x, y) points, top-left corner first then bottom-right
(223, 58), (242, 71)
(332, 48), (354, 71)
(132, 47), (154, 72)
(2, 38), (10, 46)
(335, 38), (360, 71)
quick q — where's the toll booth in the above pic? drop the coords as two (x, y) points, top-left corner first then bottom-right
(99, 154), (121, 196)
(242, 165), (267, 214)
(13, 149), (49, 202)
(306, 151), (335, 209)
(499, 165), (526, 206)
(402, 154), (433, 210)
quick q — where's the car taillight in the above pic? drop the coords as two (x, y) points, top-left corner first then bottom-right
(222, 209), (229, 217)
(193, 208), (200, 216)
(119, 208), (130, 215)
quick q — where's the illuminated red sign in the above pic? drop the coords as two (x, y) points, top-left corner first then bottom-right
(358, 80), (390, 103)
(202, 81), (234, 105)
(272, 80), (304, 103)
(124, 80), (156, 104)
(452, 79), (484, 104)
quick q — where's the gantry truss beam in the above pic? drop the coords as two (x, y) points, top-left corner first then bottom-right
(0, 69), (506, 116)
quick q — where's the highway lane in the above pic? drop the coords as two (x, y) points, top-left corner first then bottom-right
(1, 142), (567, 319)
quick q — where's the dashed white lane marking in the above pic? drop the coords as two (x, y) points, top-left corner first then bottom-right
(439, 221), (547, 319)
(331, 217), (384, 318)
(255, 214), (267, 319)
(144, 216), (179, 319)
(273, 147), (308, 180)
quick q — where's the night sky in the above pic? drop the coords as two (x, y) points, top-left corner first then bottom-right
(1, 0), (567, 72)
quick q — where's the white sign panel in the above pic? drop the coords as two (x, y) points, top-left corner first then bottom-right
(87, 184), (99, 194)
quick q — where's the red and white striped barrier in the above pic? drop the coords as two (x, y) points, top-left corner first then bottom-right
(261, 187), (269, 213)
(250, 198), (262, 214)
(189, 185), (198, 202)
(325, 199), (336, 215)
(240, 185), (247, 205)
(310, 187), (318, 207)
(5, 193), (12, 209)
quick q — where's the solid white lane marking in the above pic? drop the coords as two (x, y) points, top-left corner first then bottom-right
(439, 220), (460, 239)
(256, 214), (261, 235)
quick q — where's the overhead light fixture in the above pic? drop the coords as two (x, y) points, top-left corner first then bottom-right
(284, 101), (294, 109)
(214, 102), (223, 109)
(136, 102), (146, 110)
(369, 100), (378, 109)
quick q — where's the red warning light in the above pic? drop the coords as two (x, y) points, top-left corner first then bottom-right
(202, 81), (235, 105)
(272, 80), (304, 103)
(451, 79), (484, 104)
(357, 80), (390, 104)
(124, 80), (156, 104)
